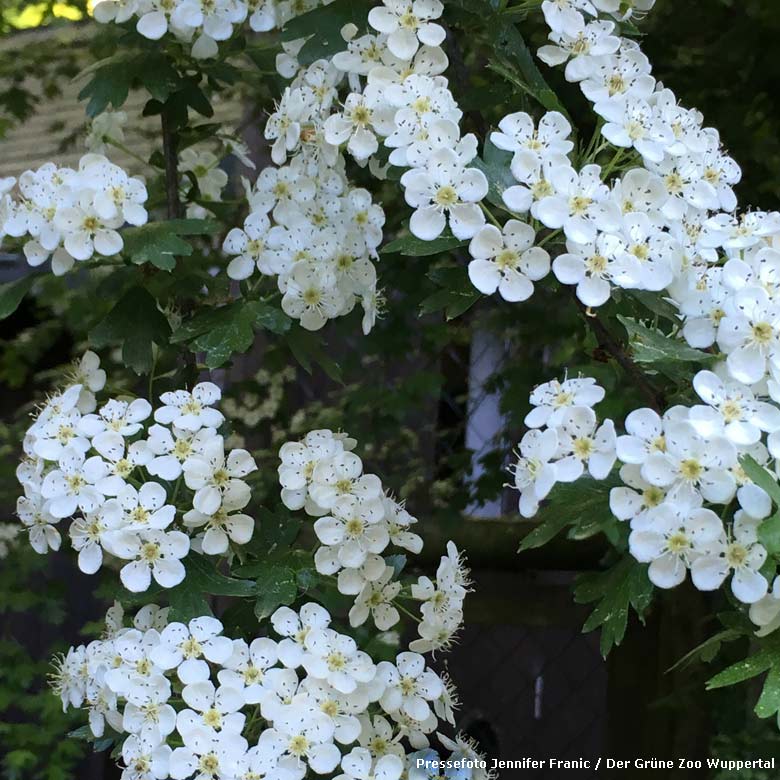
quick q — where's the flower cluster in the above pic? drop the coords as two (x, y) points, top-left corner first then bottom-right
(15, 352), (258, 591)
(224, 0), (492, 332)
(52, 599), (483, 780)
(92, 0), (286, 59)
(510, 376), (614, 518)
(512, 370), (780, 608)
(279, 429), (469, 652)
(0, 153), (148, 275)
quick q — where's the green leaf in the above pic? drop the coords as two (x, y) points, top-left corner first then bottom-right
(667, 628), (744, 673)
(186, 553), (257, 597)
(383, 231), (466, 257)
(518, 477), (616, 551)
(759, 512), (780, 555)
(77, 57), (135, 117)
(122, 219), (219, 271)
(255, 563), (299, 621)
(419, 266), (480, 321)
(618, 316), (715, 365)
(0, 274), (37, 319)
(90, 286), (171, 374)
(471, 137), (516, 210)
(167, 581), (212, 623)
(626, 289), (681, 324)
(487, 21), (569, 117)
(280, 0), (369, 65)
(574, 556), (654, 657)
(707, 648), (774, 690)
(172, 300), (290, 369)
(286, 328), (343, 382)
(755, 665), (780, 719)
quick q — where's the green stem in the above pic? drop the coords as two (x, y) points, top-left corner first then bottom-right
(394, 600), (421, 623)
(480, 201), (503, 230)
(105, 138), (158, 172)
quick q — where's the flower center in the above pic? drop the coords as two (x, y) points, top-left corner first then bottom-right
(752, 321), (774, 345)
(679, 458), (703, 481)
(569, 195), (592, 216)
(288, 735), (309, 757)
(572, 437), (594, 459)
(667, 531), (690, 554)
(726, 543), (748, 567)
(495, 249), (519, 271)
(140, 541), (161, 562)
(434, 185), (459, 207)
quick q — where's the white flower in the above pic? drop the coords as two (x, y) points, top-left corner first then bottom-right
(183, 436), (256, 515)
(717, 287), (780, 385)
(534, 163), (612, 244)
(69, 499), (124, 573)
(183, 491), (255, 555)
(349, 566), (402, 630)
(490, 111), (573, 161)
(324, 88), (395, 161)
(272, 603), (332, 669)
(629, 499), (723, 588)
(281, 263), (344, 331)
(112, 529), (190, 592)
(511, 427), (559, 518)
(17, 493), (61, 553)
(121, 735), (172, 780)
(554, 407), (617, 482)
(749, 577), (780, 637)
(400, 148), (488, 241)
(155, 382), (224, 431)
(176, 680), (246, 739)
(257, 702), (341, 774)
(598, 96), (673, 163)
(367, 0), (445, 61)
(217, 638), (279, 703)
(301, 627), (376, 694)
(224, 212), (274, 280)
(309, 451), (382, 512)
(40, 447), (109, 518)
(314, 494), (389, 570)
(377, 652), (443, 722)
(170, 730), (249, 780)
(691, 511), (768, 603)
(525, 376), (605, 428)
(117, 482), (176, 531)
(690, 369), (780, 445)
(150, 617), (233, 684)
(552, 233), (626, 307)
(467, 221), (550, 302)
(146, 425), (215, 481)
(340, 748), (404, 780)
(641, 419), (737, 503)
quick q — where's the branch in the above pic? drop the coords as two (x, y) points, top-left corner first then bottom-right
(571, 292), (666, 412)
(161, 109), (183, 220)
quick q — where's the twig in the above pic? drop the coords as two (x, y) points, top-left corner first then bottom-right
(161, 109), (183, 220)
(570, 291), (666, 412)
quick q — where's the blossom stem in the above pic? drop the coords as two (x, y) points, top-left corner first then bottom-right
(480, 202), (503, 230)
(570, 290), (666, 411)
(161, 109), (184, 220)
(393, 600), (421, 623)
(104, 138), (158, 172)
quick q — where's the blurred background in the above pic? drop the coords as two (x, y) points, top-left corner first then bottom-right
(2, 1), (780, 778)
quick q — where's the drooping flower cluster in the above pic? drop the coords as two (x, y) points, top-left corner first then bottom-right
(279, 429), (470, 653)
(51, 596), (481, 780)
(15, 352), (258, 591)
(0, 153), (148, 275)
